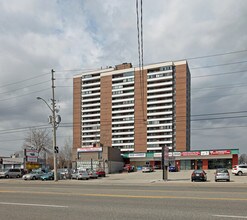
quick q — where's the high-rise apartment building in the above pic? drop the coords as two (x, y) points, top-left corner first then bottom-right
(73, 60), (190, 160)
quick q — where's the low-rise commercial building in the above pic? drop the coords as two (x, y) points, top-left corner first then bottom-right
(75, 146), (124, 174)
(122, 148), (239, 170)
(0, 157), (24, 170)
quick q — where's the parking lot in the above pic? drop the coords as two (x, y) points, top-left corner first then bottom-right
(93, 169), (247, 185)
(0, 169), (246, 185)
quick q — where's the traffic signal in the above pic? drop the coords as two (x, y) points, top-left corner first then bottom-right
(54, 146), (59, 154)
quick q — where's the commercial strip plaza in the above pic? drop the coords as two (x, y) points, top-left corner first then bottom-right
(122, 148), (239, 171)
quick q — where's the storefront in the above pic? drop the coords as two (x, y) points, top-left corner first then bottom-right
(1, 157), (24, 170)
(122, 149), (239, 170)
(75, 146), (124, 174)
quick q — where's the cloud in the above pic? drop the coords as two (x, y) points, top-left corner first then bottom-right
(0, 0), (247, 156)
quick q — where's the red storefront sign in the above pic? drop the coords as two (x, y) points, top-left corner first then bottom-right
(209, 150), (231, 155)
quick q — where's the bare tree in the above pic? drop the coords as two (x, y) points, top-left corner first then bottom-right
(239, 154), (247, 164)
(57, 138), (72, 169)
(23, 128), (53, 159)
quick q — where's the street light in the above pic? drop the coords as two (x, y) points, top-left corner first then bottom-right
(36, 96), (61, 181)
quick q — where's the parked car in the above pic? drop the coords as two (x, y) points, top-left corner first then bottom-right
(169, 166), (178, 172)
(153, 165), (161, 170)
(142, 165), (154, 173)
(0, 168), (24, 178)
(215, 168), (230, 182)
(71, 170), (89, 180)
(123, 164), (135, 172)
(22, 170), (45, 180)
(40, 172), (54, 181)
(96, 169), (106, 177)
(86, 169), (98, 179)
(58, 168), (71, 179)
(191, 170), (207, 182)
(232, 164), (247, 176)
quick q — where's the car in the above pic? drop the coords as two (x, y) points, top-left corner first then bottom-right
(86, 169), (98, 179)
(0, 168), (24, 178)
(22, 170), (45, 180)
(169, 166), (178, 172)
(153, 165), (161, 170)
(191, 170), (207, 182)
(96, 169), (106, 177)
(123, 164), (135, 172)
(40, 172), (54, 181)
(58, 168), (71, 179)
(142, 165), (154, 173)
(71, 170), (90, 180)
(215, 168), (230, 182)
(232, 164), (247, 176)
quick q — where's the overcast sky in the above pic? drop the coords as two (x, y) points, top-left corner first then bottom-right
(0, 0), (247, 157)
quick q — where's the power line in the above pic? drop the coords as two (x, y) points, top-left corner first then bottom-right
(0, 73), (49, 89)
(140, 0), (144, 72)
(191, 125), (247, 131)
(192, 91), (247, 101)
(187, 49), (247, 60)
(136, 0), (141, 71)
(0, 124), (50, 135)
(192, 115), (247, 121)
(192, 69), (247, 78)
(190, 60), (247, 69)
(192, 82), (247, 91)
(0, 118), (241, 138)
(55, 68), (100, 73)
(0, 80), (50, 95)
(0, 88), (50, 102)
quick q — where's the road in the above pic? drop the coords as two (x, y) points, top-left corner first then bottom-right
(0, 180), (247, 220)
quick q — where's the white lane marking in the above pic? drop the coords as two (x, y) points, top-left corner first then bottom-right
(0, 202), (68, 208)
(213, 215), (247, 219)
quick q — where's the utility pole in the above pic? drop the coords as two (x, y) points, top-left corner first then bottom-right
(51, 69), (58, 181)
(162, 145), (168, 181)
(37, 69), (61, 182)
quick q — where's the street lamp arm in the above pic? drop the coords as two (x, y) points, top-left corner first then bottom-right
(36, 97), (53, 113)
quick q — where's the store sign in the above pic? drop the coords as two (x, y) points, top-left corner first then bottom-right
(181, 151), (200, 157)
(26, 150), (39, 157)
(3, 158), (23, 164)
(201, 151), (209, 156)
(172, 152), (181, 157)
(129, 153), (146, 158)
(154, 153), (161, 157)
(209, 150), (231, 155)
(27, 157), (38, 163)
(26, 162), (40, 170)
(25, 149), (39, 163)
(77, 147), (102, 152)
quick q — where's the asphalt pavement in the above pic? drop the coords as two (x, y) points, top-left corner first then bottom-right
(0, 177), (247, 220)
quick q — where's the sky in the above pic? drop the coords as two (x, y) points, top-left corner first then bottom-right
(0, 0), (247, 156)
